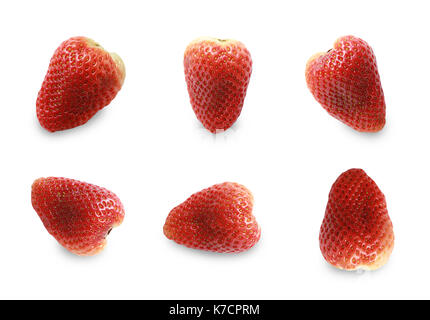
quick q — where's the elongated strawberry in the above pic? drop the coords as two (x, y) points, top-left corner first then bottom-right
(306, 36), (385, 132)
(184, 37), (252, 133)
(31, 177), (125, 255)
(319, 169), (394, 270)
(164, 182), (260, 253)
(37, 36), (125, 132)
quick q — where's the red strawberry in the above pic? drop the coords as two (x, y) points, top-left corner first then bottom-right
(184, 37), (252, 133)
(163, 182), (260, 253)
(306, 36), (385, 132)
(31, 177), (125, 255)
(319, 169), (394, 270)
(37, 37), (125, 132)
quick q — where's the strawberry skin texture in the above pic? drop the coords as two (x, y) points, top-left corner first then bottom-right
(36, 37), (125, 132)
(184, 37), (252, 133)
(306, 36), (385, 132)
(164, 182), (261, 253)
(31, 177), (125, 256)
(319, 169), (394, 270)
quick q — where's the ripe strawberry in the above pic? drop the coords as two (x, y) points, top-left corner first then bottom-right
(31, 177), (125, 255)
(184, 37), (252, 133)
(163, 182), (261, 253)
(306, 36), (385, 132)
(36, 37), (125, 132)
(319, 169), (394, 270)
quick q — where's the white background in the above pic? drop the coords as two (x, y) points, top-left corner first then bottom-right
(0, 0), (428, 299)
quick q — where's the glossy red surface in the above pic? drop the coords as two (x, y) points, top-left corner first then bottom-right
(184, 38), (252, 133)
(164, 182), (260, 253)
(31, 177), (125, 255)
(319, 169), (394, 270)
(36, 37), (125, 132)
(306, 36), (385, 132)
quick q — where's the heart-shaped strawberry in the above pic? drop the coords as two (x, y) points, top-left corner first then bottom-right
(319, 169), (394, 270)
(164, 182), (261, 253)
(306, 36), (385, 132)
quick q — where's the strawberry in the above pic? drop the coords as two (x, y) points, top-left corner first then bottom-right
(31, 177), (125, 256)
(36, 37), (125, 132)
(163, 182), (261, 253)
(319, 169), (394, 270)
(184, 37), (252, 133)
(306, 36), (385, 132)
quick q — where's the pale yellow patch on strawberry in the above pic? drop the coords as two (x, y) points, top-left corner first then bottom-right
(84, 37), (126, 86)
